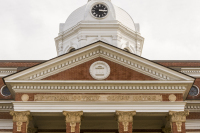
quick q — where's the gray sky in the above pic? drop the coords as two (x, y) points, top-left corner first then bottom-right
(0, 0), (200, 60)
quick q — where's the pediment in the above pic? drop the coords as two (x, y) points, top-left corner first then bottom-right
(4, 41), (194, 81)
(43, 57), (156, 81)
(3, 41), (195, 99)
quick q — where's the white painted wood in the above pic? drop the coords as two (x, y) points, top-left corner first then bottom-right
(0, 119), (13, 129)
(186, 119), (200, 129)
(12, 101), (186, 113)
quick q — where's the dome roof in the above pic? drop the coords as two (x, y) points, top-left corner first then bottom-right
(62, 1), (136, 32)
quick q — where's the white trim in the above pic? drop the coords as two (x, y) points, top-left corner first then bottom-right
(186, 119), (200, 129)
(12, 101), (186, 113)
(181, 68), (200, 78)
(0, 119), (13, 129)
(1, 85), (11, 97)
(4, 43), (194, 81)
(9, 80), (189, 93)
(0, 68), (17, 77)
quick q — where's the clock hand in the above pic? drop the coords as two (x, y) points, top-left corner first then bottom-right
(99, 9), (107, 12)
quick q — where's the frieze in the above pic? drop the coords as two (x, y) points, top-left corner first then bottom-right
(34, 94), (162, 101)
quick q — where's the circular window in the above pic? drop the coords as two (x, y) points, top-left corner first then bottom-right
(189, 86), (199, 96)
(1, 86), (11, 97)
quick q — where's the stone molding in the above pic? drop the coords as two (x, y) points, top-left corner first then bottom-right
(10, 48), (182, 81)
(185, 104), (200, 112)
(63, 111), (83, 132)
(89, 61), (110, 80)
(116, 111), (136, 131)
(12, 84), (187, 93)
(168, 94), (176, 102)
(0, 68), (17, 77)
(34, 94), (162, 102)
(10, 111), (30, 132)
(169, 111), (189, 132)
(181, 68), (200, 77)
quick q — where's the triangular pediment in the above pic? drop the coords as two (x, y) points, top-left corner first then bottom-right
(4, 41), (194, 81)
(43, 57), (157, 81)
(3, 41), (195, 99)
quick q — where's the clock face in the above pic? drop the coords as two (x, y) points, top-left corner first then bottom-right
(189, 86), (199, 96)
(91, 4), (108, 18)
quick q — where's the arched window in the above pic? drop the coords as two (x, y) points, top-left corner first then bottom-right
(189, 85), (199, 96)
(69, 48), (76, 53)
(1, 85), (11, 97)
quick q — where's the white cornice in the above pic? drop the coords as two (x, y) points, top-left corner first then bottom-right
(56, 22), (144, 42)
(181, 68), (200, 78)
(4, 43), (194, 81)
(12, 101), (186, 113)
(4, 42), (194, 99)
(0, 68), (17, 77)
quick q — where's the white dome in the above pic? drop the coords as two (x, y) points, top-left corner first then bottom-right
(62, 1), (136, 32)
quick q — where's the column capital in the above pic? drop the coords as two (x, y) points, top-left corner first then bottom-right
(169, 111), (189, 123)
(116, 111), (136, 132)
(116, 111), (136, 122)
(10, 111), (31, 132)
(169, 111), (189, 132)
(63, 111), (83, 133)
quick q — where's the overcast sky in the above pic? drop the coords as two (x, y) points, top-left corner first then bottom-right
(0, 0), (200, 60)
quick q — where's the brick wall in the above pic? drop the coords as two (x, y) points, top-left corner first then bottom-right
(66, 123), (80, 133)
(43, 57), (156, 81)
(118, 122), (132, 133)
(187, 112), (200, 119)
(13, 122), (27, 133)
(171, 122), (186, 133)
(0, 112), (12, 119)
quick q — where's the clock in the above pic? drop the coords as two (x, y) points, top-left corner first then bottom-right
(189, 86), (199, 96)
(91, 4), (108, 18)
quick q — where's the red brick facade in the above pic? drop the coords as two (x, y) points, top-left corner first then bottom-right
(66, 123), (80, 133)
(43, 57), (157, 81)
(0, 112), (12, 119)
(0, 61), (41, 67)
(187, 112), (200, 119)
(171, 122), (186, 133)
(13, 122), (27, 133)
(118, 122), (132, 133)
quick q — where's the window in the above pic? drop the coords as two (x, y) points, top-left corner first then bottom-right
(1, 86), (11, 97)
(189, 85), (199, 96)
(69, 48), (76, 53)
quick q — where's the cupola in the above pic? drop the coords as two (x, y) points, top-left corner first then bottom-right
(55, 0), (144, 56)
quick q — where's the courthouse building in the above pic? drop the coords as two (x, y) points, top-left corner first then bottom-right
(0, 0), (200, 133)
